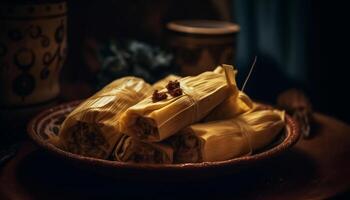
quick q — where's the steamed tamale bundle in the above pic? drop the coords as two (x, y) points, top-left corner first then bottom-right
(205, 91), (253, 121)
(118, 66), (236, 142)
(113, 135), (173, 164)
(171, 109), (285, 163)
(153, 66), (253, 122)
(242, 110), (286, 149)
(204, 65), (253, 121)
(58, 77), (152, 159)
(113, 109), (285, 164)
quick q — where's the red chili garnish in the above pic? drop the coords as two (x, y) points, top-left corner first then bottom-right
(152, 90), (167, 102)
(169, 87), (183, 97)
(166, 80), (180, 91)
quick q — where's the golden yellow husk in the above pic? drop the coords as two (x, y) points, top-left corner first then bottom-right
(113, 135), (173, 164)
(172, 109), (285, 163)
(118, 66), (236, 142)
(204, 64), (253, 121)
(58, 77), (152, 159)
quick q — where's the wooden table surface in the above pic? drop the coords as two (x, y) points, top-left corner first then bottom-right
(1, 113), (350, 199)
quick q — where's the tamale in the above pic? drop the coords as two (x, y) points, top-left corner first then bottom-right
(172, 109), (285, 163)
(58, 77), (152, 159)
(204, 65), (253, 121)
(119, 66), (235, 142)
(153, 66), (253, 122)
(152, 74), (182, 90)
(243, 109), (286, 149)
(113, 135), (173, 164)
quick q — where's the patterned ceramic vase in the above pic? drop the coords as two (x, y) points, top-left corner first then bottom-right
(0, 1), (67, 107)
(167, 20), (239, 76)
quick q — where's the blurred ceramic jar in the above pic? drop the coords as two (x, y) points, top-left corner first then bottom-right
(166, 20), (239, 76)
(0, 1), (67, 107)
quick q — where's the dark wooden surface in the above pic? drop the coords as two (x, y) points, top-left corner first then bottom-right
(1, 113), (350, 199)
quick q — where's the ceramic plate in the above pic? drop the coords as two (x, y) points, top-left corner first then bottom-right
(27, 101), (300, 181)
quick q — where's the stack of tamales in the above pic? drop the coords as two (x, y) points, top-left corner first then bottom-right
(114, 109), (285, 163)
(56, 65), (286, 163)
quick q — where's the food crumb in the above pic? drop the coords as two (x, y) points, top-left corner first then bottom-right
(166, 80), (183, 97)
(166, 80), (180, 91)
(169, 87), (183, 97)
(152, 90), (167, 102)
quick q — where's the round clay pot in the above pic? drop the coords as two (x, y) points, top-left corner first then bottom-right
(0, 1), (67, 107)
(167, 20), (239, 76)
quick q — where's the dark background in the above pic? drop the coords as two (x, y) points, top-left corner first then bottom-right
(1, 1), (348, 136)
(61, 0), (347, 123)
(4, 0), (342, 122)
(1, 1), (350, 199)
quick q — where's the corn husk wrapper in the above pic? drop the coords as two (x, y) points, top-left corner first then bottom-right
(243, 109), (286, 149)
(204, 65), (253, 121)
(152, 66), (253, 122)
(58, 77), (152, 159)
(119, 66), (235, 142)
(152, 74), (182, 90)
(113, 135), (173, 164)
(172, 109), (285, 163)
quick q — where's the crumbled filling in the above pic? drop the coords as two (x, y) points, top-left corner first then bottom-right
(129, 142), (164, 164)
(152, 80), (183, 102)
(168, 87), (183, 97)
(152, 90), (167, 102)
(66, 122), (108, 158)
(135, 117), (157, 139)
(166, 80), (183, 97)
(166, 80), (180, 91)
(173, 133), (201, 163)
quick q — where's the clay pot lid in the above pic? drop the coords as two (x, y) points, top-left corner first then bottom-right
(167, 20), (240, 35)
